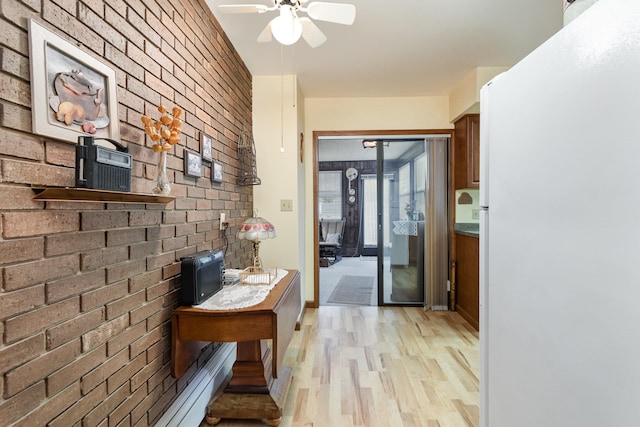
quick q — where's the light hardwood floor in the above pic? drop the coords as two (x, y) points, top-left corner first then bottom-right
(203, 306), (479, 427)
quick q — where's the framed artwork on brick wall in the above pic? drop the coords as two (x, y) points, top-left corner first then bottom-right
(212, 161), (223, 183)
(28, 19), (120, 144)
(200, 132), (213, 162)
(184, 150), (202, 178)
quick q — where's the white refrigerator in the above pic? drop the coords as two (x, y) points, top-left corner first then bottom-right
(479, 0), (640, 426)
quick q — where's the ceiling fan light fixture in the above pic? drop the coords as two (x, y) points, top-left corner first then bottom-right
(362, 139), (389, 149)
(219, 0), (355, 47)
(362, 140), (377, 149)
(271, 5), (303, 45)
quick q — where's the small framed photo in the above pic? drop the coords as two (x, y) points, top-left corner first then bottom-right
(200, 132), (213, 162)
(212, 161), (223, 183)
(184, 150), (202, 177)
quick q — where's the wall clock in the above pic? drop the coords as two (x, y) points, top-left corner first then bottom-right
(346, 167), (358, 204)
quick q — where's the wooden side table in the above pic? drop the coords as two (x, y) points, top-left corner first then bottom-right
(171, 270), (301, 426)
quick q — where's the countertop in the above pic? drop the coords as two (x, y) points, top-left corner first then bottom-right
(454, 223), (479, 238)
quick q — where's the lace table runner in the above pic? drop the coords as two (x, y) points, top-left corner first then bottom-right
(193, 268), (288, 311)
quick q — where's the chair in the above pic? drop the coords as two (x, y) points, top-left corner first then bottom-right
(319, 218), (346, 265)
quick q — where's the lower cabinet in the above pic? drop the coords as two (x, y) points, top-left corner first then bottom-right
(455, 233), (479, 330)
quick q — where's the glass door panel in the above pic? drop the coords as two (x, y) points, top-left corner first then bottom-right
(380, 140), (426, 305)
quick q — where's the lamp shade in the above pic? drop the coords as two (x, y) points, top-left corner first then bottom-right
(271, 5), (302, 45)
(237, 216), (276, 242)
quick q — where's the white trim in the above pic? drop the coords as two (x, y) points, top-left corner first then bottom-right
(155, 343), (236, 427)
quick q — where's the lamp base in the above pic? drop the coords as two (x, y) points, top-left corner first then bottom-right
(252, 240), (263, 269)
(253, 256), (263, 270)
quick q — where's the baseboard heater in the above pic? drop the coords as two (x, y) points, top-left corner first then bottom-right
(155, 343), (235, 427)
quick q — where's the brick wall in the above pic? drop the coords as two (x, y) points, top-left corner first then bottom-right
(0, 1), (254, 425)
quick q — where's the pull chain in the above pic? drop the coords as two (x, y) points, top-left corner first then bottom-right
(280, 44), (285, 153)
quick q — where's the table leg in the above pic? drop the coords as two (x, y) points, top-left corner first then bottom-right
(206, 363), (293, 426)
(227, 340), (271, 390)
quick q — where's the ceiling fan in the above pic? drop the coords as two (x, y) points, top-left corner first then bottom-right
(218, 0), (356, 48)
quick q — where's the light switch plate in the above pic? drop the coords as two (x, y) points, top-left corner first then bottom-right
(280, 199), (293, 211)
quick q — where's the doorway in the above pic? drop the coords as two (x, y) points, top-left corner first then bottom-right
(314, 130), (451, 308)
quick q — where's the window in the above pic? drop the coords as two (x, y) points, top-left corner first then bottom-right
(397, 155), (426, 220)
(414, 153), (427, 218)
(363, 174), (393, 247)
(318, 171), (342, 219)
(398, 163), (411, 220)
(362, 175), (377, 246)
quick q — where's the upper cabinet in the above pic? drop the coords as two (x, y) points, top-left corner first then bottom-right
(454, 114), (480, 188)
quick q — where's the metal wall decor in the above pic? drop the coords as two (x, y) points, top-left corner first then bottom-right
(237, 127), (261, 185)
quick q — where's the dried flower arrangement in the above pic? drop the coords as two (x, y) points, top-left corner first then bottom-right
(141, 105), (183, 152)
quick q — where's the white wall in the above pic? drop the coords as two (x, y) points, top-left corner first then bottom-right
(449, 67), (508, 121)
(454, 188), (480, 224)
(252, 75), (302, 272)
(295, 78), (306, 304)
(305, 96), (452, 131)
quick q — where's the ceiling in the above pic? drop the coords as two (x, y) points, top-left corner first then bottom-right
(204, 0), (563, 98)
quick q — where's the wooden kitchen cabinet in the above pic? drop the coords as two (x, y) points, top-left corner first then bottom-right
(454, 114), (481, 188)
(454, 233), (479, 330)
(450, 113), (481, 330)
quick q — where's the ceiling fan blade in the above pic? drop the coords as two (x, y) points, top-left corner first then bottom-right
(299, 17), (327, 48)
(218, 4), (270, 14)
(306, 2), (356, 25)
(257, 20), (274, 43)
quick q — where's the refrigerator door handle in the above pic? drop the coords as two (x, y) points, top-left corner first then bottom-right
(479, 84), (491, 208)
(479, 73), (504, 209)
(479, 207), (489, 427)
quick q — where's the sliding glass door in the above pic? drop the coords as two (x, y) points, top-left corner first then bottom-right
(377, 140), (426, 305)
(317, 134), (450, 308)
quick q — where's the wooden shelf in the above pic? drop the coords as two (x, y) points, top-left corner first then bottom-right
(32, 187), (174, 204)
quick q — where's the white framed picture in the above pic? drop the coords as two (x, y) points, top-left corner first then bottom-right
(29, 19), (120, 143)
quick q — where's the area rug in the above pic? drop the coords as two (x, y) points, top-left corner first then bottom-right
(326, 275), (374, 305)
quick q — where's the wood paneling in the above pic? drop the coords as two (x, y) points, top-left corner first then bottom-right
(319, 160), (376, 257)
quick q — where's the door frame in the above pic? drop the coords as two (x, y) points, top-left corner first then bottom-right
(313, 129), (453, 307)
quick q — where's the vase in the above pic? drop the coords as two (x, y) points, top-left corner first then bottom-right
(153, 151), (171, 195)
